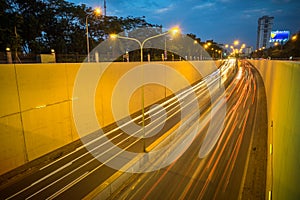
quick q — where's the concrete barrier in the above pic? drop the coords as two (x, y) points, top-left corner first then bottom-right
(0, 60), (221, 175)
(249, 60), (300, 200)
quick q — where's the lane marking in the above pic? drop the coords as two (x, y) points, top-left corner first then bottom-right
(45, 172), (89, 199)
(6, 162), (72, 200)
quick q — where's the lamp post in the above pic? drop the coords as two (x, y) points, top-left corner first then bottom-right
(110, 27), (179, 62)
(86, 7), (101, 62)
(110, 27), (180, 151)
(6, 48), (12, 64)
(225, 40), (245, 69)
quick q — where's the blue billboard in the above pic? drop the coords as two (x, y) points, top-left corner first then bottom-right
(270, 31), (290, 42)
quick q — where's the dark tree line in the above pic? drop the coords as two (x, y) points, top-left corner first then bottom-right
(0, 0), (160, 55)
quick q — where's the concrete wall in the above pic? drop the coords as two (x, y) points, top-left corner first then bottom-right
(249, 60), (300, 200)
(0, 60), (221, 175)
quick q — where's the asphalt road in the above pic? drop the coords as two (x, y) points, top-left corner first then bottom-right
(0, 59), (267, 200)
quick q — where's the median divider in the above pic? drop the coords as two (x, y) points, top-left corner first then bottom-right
(145, 121), (181, 153)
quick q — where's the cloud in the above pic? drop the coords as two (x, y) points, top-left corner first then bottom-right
(155, 5), (174, 14)
(192, 2), (215, 10)
(242, 8), (269, 18)
(243, 8), (268, 14)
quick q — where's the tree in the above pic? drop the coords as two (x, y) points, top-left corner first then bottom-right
(0, 0), (167, 59)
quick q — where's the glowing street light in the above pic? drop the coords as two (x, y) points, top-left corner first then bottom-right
(86, 7), (102, 62)
(227, 40), (245, 59)
(94, 7), (101, 15)
(109, 34), (118, 39)
(6, 47), (12, 63)
(292, 35), (297, 41)
(170, 27), (180, 35)
(110, 26), (180, 62)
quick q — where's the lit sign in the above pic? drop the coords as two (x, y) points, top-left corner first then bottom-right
(270, 31), (290, 43)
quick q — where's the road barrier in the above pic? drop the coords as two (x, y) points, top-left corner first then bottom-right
(248, 60), (300, 200)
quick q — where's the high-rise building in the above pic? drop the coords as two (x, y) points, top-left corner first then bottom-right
(256, 15), (274, 49)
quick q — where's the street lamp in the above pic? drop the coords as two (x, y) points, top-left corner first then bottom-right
(110, 27), (180, 62)
(110, 27), (180, 151)
(234, 40), (239, 46)
(239, 43), (246, 53)
(6, 47), (12, 63)
(86, 7), (102, 62)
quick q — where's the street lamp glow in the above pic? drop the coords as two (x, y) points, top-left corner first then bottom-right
(234, 40), (239, 46)
(94, 7), (102, 15)
(292, 35), (297, 41)
(225, 44), (229, 48)
(110, 34), (118, 39)
(194, 40), (198, 44)
(169, 26), (180, 35)
(204, 44), (208, 49)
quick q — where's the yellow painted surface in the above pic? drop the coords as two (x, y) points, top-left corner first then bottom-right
(22, 101), (73, 161)
(65, 63), (81, 140)
(15, 63), (69, 111)
(96, 62), (141, 126)
(249, 60), (300, 200)
(0, 114), (26, 174)
(0, 64), (20, 117)
(65, 63), (80, 99)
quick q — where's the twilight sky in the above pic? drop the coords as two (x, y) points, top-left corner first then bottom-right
(71, 0), (300, 48)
